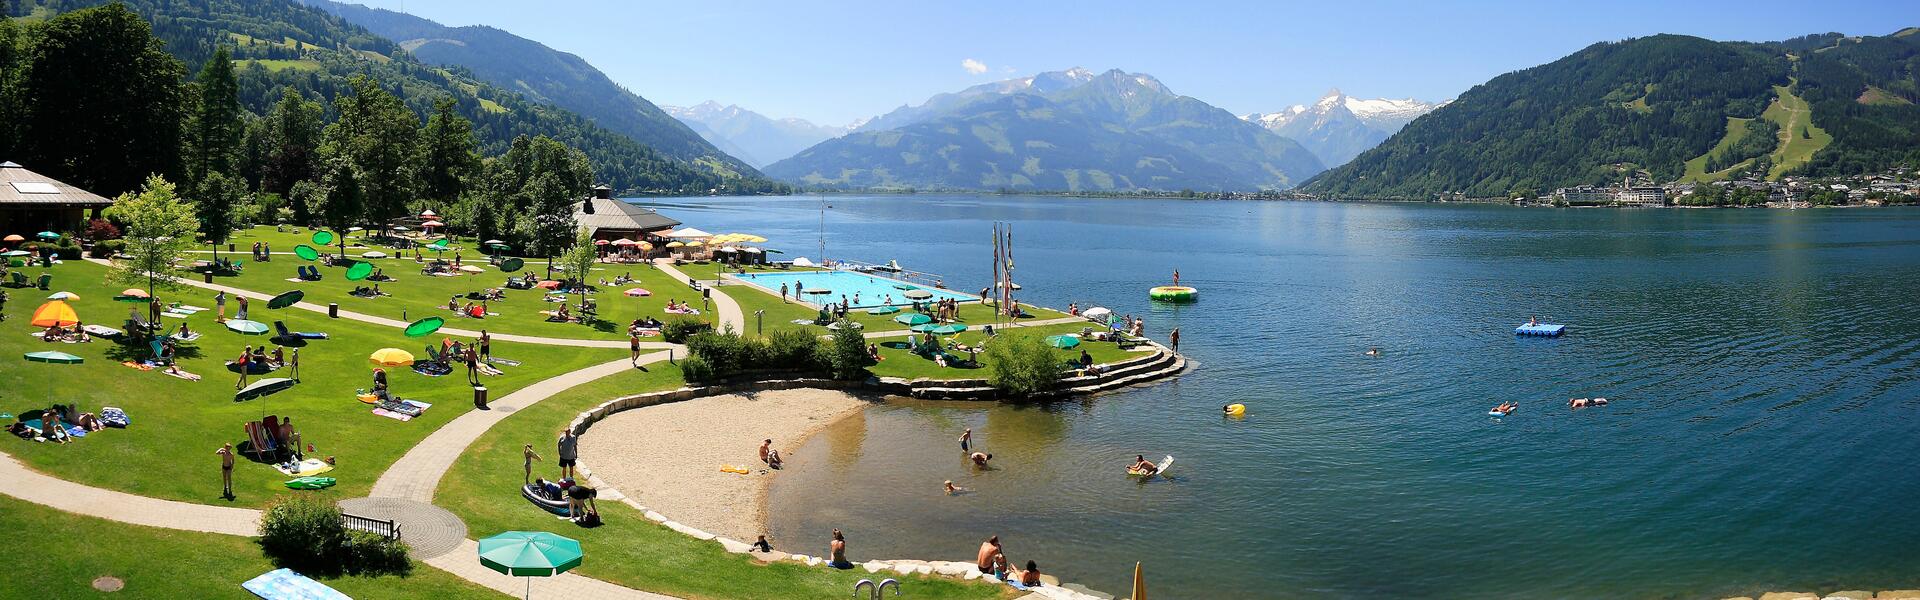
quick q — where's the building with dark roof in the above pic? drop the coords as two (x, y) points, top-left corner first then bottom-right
(574, 185), (680, 244)
(0, 161), (114, 233)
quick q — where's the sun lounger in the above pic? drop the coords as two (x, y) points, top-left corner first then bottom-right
(149, 340), (174, 365)
(244, 421), (276, 460)
(273, 321), (328, 340)
(36, 273), (51, 290)
(82, 324), (123, 339)
(5, 272), (25, 287)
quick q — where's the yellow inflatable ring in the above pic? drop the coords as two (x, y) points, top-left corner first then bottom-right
(1150, 286), (1198, 302)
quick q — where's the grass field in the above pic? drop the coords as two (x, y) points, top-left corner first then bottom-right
(235, 59), (323, 73)
(1763, 84), (1831, 179)
(1, 259), (624, 506)
(434, 363), (1011, 600)
(0, 495), (502, 599)
(1680, 117), (1758, 182)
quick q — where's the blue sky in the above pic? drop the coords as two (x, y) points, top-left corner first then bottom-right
(354, 0), (1910, 125)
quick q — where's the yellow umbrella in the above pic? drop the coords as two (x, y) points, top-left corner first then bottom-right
(684, 240), (704, 247)
(665, 241), (684, 248)
(1132, 562), (1146, 600)
(30, 300), (79, 328)
(639, 242), (653, 251)
(368, 348), (415, 367)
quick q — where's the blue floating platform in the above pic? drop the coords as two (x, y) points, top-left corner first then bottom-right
(1515, 323), (1566, 337)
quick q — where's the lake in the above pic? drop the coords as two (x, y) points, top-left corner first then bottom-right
(638, 194), (1920, 599)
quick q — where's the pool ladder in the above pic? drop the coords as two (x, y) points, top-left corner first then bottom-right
(853, 578), (900, 599)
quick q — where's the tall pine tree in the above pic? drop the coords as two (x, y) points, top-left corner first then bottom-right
(186, 46), (242, 184)
(320, 76), (421, 231)
(419, 97), (479, 210)
(260, 88), (325, 202)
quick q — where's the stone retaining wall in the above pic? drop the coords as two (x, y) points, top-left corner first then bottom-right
(567, 378), (1119, 600)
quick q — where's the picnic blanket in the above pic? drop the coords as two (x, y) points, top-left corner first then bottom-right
(241, 568), (351, 600)
(272, 458), (334, 477)
(372, 399), (432, 422)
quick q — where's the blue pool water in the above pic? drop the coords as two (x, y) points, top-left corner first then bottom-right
(734, 270), (976, 308)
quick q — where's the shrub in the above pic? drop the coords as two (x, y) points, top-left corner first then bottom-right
(259, 495), (348, 575)
(344, 530), (412, 576)
(84, 218), (121, 240)
(825, 319), (874, 380)
(765, 328), (822, 369)
(680, 354), (718, 383)
(661, 316), (709, 343)
(985, 335), (1064, 396)
(90, 239), (126, 258)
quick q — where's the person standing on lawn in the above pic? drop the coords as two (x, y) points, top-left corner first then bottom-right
(216, 443), (235, 499)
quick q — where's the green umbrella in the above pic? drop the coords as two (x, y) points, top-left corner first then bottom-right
(930, 323), (967, 335)
(478, 531), (583, 599)
(894, 313), (933, 326)
(235, 377), (295, 402)
(1045, 334), (1081, 349)
(293, 245), (320, 261)
(268, 290), (304, 309)
(500, 257), (525, 273)
(36, 231), (59, 240)
(345, 262), (373, 281)
(432, 238), (450, 248)
(24, 350), (84, 364)
(910, 323), (938, 333)
(426, 245), (447, 253)
(311, 230), (334, 246)
(226, 319), (270, 335)
(404, 316), (444, 338)
(865, 305), (901, 315)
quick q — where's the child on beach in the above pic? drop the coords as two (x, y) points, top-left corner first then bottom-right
(750, 535), (773, 553)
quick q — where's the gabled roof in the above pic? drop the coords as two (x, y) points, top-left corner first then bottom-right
(0, 162), (113, 207)
(574, 197), (680, 233)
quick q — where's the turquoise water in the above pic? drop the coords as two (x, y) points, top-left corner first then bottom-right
(641, 195), (1920, 599)
(734, 270), (974, 308)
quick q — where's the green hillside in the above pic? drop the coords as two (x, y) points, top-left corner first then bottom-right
(1306, 30), (1920, 198)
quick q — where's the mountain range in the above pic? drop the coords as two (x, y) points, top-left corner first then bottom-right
(296, 0), (768, 184)
(661, 101), (854, 169)
(1243, 90), (1447, 167)
(763, 68), (1325, 192)
(1306, 30), (1920, 198)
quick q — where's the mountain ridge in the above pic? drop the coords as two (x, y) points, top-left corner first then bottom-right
(1243, 89), (1447, 167)
(661, 101), (854, 168)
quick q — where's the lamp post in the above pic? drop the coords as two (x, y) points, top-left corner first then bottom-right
(755, 309), (764, 336)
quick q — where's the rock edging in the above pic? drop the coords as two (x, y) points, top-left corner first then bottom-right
(566, 379), (1116, 600)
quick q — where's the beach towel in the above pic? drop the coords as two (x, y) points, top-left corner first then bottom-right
(371, 408), (412, 422)
(121, 361), (153, 371)
(172, 332), (202, 341)
(161, 368), (202, 381)
(272, 458), (334, 477)
(100, 407), (129, 428)
(241, 568), (351, 600)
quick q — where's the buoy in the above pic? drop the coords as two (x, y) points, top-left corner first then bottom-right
(1150, 285), (1198, 302)
(1223, 403), (1246, 417)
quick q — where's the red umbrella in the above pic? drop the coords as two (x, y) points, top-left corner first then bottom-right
(421, 220), (445, 228)
(593, 239), (609, 245)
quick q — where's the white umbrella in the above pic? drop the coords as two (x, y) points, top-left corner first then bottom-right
(1084, 307), (1112, 321)
(791, 256), (816, 267)
(667, 227), (712, 239)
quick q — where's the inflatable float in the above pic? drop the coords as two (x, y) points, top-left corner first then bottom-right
(1128, 455), (1175, 477)
(1223, 403), (1246, 417)
(284, 476), (336, 490)
(522, 483), (573, 516)
(1149, 286), (1198, 302)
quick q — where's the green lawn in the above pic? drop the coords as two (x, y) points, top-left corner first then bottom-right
(1, 259), (624, 507)
(1762, 84), (1831, 179)
(235, 58), (323, 72)
(208, 226), (703, 341)
(868, 322), (1150, 381)
(0, 495), (503, 599)
(435, 363), (1011, 600)
(1681, 116), (1757, 182)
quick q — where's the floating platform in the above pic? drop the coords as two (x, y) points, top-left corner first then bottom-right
(1515, 323), (1566, 337)
(1150, 286), (1198, 302)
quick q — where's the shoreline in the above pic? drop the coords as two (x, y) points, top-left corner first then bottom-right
(577, 388), (873, 542)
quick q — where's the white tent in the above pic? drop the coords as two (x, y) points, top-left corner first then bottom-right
(791, 256), (816, 267)
(666, 227), (713, 239)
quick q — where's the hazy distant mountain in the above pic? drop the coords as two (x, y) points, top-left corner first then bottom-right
(298, 0), (770, 183)
(1244, 90), (1447, 167)
(662, 101), (853, 168)
(1304, 30), (1920, 198)
(765, 68), (1325, 192)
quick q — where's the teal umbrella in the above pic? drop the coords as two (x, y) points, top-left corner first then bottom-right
(24, 350), (83, 364)
(865, 305), (901, 315)
(500, 257), (525, 273)
(910, 323), (938, 333)
(35, 231), (59, 240)
(1045, 334), (1082, 349)
(0, 250), (29, 257)
(894, 313), (932, 326)
(226, 319), (270, 335)
(268, 290), (304, 309)
(930, 323), (967, 335)
(478, 531), (583, 599)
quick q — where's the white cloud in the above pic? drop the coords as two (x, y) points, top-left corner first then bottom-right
(961, 58), (989, 75)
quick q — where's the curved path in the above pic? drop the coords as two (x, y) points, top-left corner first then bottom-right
(84, 257), (676, 349)
(654, 262), (746, 334)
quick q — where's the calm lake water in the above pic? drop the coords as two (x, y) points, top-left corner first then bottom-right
(638, 195), (1920, 599)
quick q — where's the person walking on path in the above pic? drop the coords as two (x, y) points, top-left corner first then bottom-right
(557, 428), (579, 479)
(214, 291), (227, 323)
(959, 427), (973, 452)
(1170, 327), (1180, 351)
(522, 444), (542, 484)
(780, 282), (789, 302)
(629, 332), (642, 366)
(216, 443), (235, 499)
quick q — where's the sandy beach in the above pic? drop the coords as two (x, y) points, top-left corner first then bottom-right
(577, 388), (872, 542)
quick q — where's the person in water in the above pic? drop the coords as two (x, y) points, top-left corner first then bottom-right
(1365, 347), (1380, 357)
(1492, 401), (1517, 414)
(958, 427), (972, 452)
(970, 452), (993, 467)
(944, 480), (966, 495)
(1129, 455), (1159, 475)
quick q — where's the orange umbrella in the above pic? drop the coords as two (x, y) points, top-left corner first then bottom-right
(535, 280), (562, 290)
(30, 300), (79, 327)
(2, 234), (23, 242)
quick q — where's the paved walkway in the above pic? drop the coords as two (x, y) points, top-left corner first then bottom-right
(654, 262), (746, 334)
(83, 258), (674, 350)
(0, 450), (262, 536)
(338, 496), (468, 559)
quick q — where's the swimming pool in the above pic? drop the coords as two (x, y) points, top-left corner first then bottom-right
(734, 270), (975, 308)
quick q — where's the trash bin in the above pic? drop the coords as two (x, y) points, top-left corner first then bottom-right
(328, 303), (338, 318)
(204, 272), (214, 284)
(473, 386), (489, 409)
